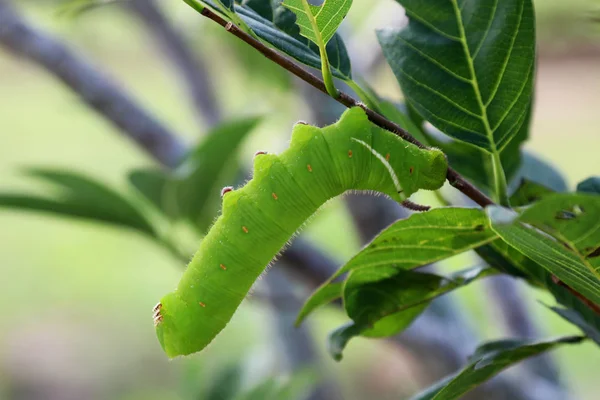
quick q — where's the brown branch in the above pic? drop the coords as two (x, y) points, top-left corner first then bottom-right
(199, 7), (495, 208)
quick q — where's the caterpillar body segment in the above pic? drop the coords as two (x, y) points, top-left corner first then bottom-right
(155, 107), (448, 357)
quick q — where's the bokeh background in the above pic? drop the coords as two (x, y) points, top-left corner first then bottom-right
(1, 0), (599, 399)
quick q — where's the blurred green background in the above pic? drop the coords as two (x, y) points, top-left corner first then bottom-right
(1, 0), (599, 399)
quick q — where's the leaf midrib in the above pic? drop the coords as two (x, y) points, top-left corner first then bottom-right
(450, 0), (498, 155)
(301, 0), (326, 49)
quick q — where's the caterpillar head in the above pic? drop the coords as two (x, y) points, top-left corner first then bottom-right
(418, 148), (448, 191)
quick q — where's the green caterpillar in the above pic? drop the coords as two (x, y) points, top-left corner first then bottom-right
(154, 107), (448, 357)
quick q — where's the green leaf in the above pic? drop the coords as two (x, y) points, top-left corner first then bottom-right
(128, 169), (173, 216)
(204, 362), (244, 400)
(519, 193), (600, 269)
(475, 241), (542, 282)
(281, 0), (353, 45)
(326, 266), (495, 361)
(344, 266), (496, 329)
(297, 208), (497, 324)
(234, 369), (318, 400)
(236, 5), (352, 79)
(410, 336), (584, 400)
(0, 169), (156, 237)
(477, 192), (600, 335)
(378, 0), (536, 153)
(270, 369), (320, 400)
(216, 0), (234, 11)
(126, 118), (260, 231)
(235, 379), (280, 400)
(509, 178), (555, 207)
(328, 305), (429, 361)
(280, 0), (353, 95)
(544, 305), (600, 347)
(577, 177), (600, 195)
(174, 117), (261, 231)
(336, 208), (495, 278)
(241, 0), (274, 20)
(57, 0), (118, 17)
(487, 199), (600, 307)
(295, 282), (343, 324)
(327, 321), (369, 362)
(477, 241), (600, 337)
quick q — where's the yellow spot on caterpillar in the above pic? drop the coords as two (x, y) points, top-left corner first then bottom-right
(307, 164), (313, 172)
(409, 167), (414, 174)
(220, 264), (227, 271)
(242, 226), (249, 233)
(348, 150), (353, 158)
(272, 192), (278, 200)
(199, 302), (206, 308)
(385, 153), (390, 161)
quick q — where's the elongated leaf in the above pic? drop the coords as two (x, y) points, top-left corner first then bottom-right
(126, 118), (260, 231)
(136, 119), (264, 230)
(233, 369), (318, 400)
(578, 177), (600, 195)
(204, 363), (244, 400)
(545, 305), (600, 346)
(282, 0), (353, 45)
(196, 0), (351, 79)
(216, 0), (234, 11)
(241, 0), (274, 20)
(338, 208), (496, 278)
(297, 208), (497, 324)
(378, 0), (535, 154)
(477, 239), (600, 338)
(487, 201), (600, 306)
(128, 169), (172, 216)
(326, 266), (494, 361)
(0, 169), (156, 237)
(57, 0), (119, 17)
(328, 319), (394, 362)
(518, 194), (600, 307)
(478, 190), (600, 335)
(344, 266), (495, 328)
(509, 179), (554, 207)
(237, 5), (352, 79)
(295, 282), (343, 324)
(410, 336), (584, 400)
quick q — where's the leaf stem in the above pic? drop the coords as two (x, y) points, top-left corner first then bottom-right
(196, 7), (495, 208)
(320, 49), (338, 98)
(299, 0), (339, 98)
(491, 151), (510, 206)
